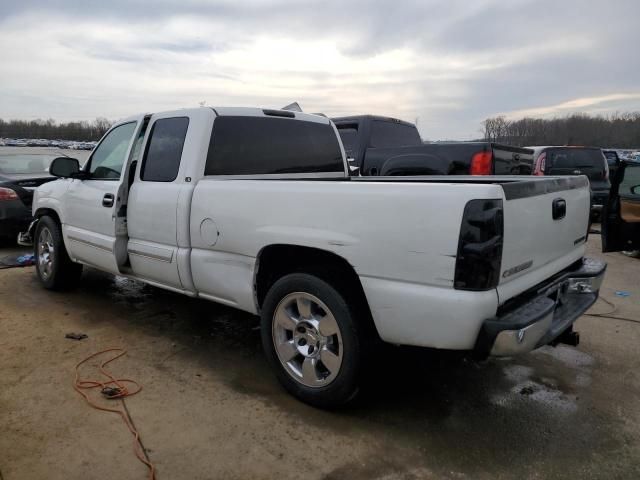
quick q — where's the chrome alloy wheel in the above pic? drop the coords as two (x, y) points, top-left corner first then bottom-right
(37, 227), (54, 280)
(272, 292), (343, 387)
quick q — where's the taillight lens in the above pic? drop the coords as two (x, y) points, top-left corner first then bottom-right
(0, 187), (19, 201)
(470, 151), (493, 175)
(533, 153), (546, 175)
(454, 199), (504, 291)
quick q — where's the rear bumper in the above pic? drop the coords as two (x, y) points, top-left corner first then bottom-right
(475, 257), (606, 357)
(0, 199), (32, 238)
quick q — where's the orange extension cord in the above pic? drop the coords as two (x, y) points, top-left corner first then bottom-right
(73, 348), (156, 480)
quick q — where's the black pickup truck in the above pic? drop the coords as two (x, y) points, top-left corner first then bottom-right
(332, 115), (534, 176)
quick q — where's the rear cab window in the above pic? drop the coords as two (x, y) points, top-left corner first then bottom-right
(335, 123), (359, 158)
(545, 148), (607, 179)
(603, 150), (619, 167)
(205, 116), (344, 176)
(141, 117), (189, 182)
(370, 120), (421, 148)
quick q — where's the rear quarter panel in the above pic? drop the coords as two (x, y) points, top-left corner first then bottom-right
(189, 179), (503, 348)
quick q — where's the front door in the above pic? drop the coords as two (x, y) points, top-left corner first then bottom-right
(62, 120), (141, 273)
(602, 161), (640, 252)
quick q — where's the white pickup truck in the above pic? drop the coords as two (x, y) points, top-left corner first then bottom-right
(23, 107), (609, 407)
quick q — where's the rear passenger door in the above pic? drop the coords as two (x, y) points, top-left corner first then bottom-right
(602, 161), (640, 252)
(126, 112), (191, 290)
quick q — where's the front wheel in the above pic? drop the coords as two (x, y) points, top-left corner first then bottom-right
(35, 216), (83, 290)
(261, 273), (363, 408)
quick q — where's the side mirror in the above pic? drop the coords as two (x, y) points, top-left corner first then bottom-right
(631, 185), (640, 195)
(50, 157), (81, 178)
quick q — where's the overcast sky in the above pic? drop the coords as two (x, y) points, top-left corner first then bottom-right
(1, 0), (639, 139)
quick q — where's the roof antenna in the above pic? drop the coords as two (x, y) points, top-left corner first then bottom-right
(281, 102), (303, 112)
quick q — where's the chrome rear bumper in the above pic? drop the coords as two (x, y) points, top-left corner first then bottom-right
(475, 257), (606, 357)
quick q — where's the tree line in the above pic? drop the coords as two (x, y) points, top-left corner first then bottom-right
(0, 118), (113, 141)
(482, 112), (640, 148)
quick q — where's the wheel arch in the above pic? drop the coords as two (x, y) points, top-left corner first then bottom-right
(33, 207), (72, 254)
(254, 244), (379, 338)
(34, 207), (62, 225)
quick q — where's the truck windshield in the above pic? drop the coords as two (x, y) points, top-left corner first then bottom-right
(370, 120), (421, 148)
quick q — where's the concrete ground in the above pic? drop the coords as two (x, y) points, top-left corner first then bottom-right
(0, 235), (639, 480)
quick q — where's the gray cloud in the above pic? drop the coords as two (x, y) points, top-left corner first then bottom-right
(1, 0), (639, 139)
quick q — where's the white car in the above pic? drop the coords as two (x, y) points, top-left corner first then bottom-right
(24, 107), (608, 407)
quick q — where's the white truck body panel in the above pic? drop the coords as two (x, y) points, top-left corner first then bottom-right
(497, 186), (590, 303)
(30, 106), (599, 353)
(189, 179), (503, 348)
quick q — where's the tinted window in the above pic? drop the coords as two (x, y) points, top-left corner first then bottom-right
(546, 148), (606, 179)
(370, 120), (421, 148)
(89, 122), (137, 179)
(205, 116), (344, 175)
(620, 163), (640, 196)
(141, 117), (189, 182)
(603, 150), (619, 166)
(336, 124), (358, 156)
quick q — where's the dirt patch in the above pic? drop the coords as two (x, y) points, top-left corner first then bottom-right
(1, 237), (639, 479)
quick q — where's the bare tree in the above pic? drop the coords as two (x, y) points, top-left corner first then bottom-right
(481, 112), (640, 147)
(0, 118), (114, 141)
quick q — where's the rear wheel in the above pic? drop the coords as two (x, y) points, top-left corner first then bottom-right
(261, 273), (363, 408)
(35, 216), (82, 290)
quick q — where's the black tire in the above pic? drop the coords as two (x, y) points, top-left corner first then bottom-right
(261, 273), (364, 408)
(34, 215), (83, 290)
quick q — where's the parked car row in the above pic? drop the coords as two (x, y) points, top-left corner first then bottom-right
(0, 138), (96, 150)
(615, 149), (640, 161)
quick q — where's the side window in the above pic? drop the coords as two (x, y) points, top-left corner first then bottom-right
(88, 122), (137, 179)
(204, 116), (344, 176)
(141, 117), (189, 182)
(336, 124), (359, 157)
(620, 164), (640, 196)
(370, 120), (421, 148)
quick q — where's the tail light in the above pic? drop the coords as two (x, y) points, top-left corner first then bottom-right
(454, 199), (504, 291)
(533, 153), (546, 175)
(470, 151), (493, 175)
(0, 187), (19, 201)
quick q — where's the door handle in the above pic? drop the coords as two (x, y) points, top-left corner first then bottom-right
(102, 193), (114, 207)
(552, 198), (566, 220)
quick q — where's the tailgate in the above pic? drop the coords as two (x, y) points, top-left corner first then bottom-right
(497, 176), (590, 303)
(492, 144), (534, 175)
